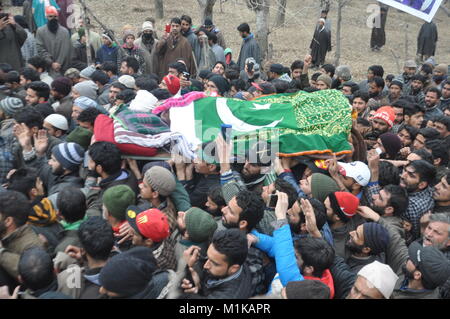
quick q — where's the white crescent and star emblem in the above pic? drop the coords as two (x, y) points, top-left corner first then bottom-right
(216, 98), (283, 132)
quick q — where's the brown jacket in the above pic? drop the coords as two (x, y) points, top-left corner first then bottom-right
(0, 225), (43, 278)
(155, 35), (196, 79)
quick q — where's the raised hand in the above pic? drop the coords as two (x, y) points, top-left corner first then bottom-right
(13, 123), (32, 151)
(274, 191), (289, 220)
(34, 129), (49, 156)
(301, 198), (321, 238)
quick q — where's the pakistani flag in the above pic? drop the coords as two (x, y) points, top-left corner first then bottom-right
(169, 90), (353, 157)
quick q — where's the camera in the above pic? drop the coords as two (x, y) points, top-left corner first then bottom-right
(182, 71), (190, 81)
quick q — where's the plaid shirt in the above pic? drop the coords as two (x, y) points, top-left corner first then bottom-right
(404, 187), (434, 239)
(0, 136), (20, 184)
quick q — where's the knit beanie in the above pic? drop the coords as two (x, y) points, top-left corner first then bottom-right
(73, 80), (98, 101)
(51, 77), (73, 96)
(208, 75), (230, 96)
(317, 74), (332, 88)
(362, 222), (390, 255)
(285, 280), (331, 299)
(80, 66), (97, 80)
(336, 65), (352, 81)
(44, 114), (68, 131)
(45, 6), (59, 16)
(143, 166), (176, 197)
(73, 96), (98, 110)
(142, 21), (154, 32)
(103, 185), (136, 221)
(390, 79), (404, 89)
(434, 64), (448, 76)
(224, 48), (232, 56)
(185, 208), (218, 243)
(379, 132), (402, 159)
(66, 126), (93, 151)
(51, 142), (84, 172)
(0, 97), (25, 117)
(372, 106), (395, 128)
(328, 192), (359, 222)
(163, 75), (180, 95)
(311, 173), (339, 203)
(99, 247), (157, 297)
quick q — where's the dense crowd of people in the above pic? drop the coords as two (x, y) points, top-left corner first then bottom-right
(0, 1), (449, 300)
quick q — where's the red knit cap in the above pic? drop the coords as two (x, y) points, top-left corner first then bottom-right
(163, 75), (180, 95)
(329, 192), (359, 221)
(45, 6), (59, 16)
(372, 106), (395, 128)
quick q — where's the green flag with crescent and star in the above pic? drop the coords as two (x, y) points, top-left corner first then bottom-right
(169, 89), (353, 157)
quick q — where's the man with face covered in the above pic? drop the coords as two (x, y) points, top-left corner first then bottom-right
(35, 6), (72, 76)
(134, 21), (159, 75)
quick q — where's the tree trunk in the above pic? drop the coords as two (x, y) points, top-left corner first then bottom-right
(274, 0), (287, 27)
(334, 0), (343, 66)
(154, 0), (164, 19)
(334, 0), (350, 66)
(247, 0), (270, 61)
(197, 0), (217, 23)
(404, 23), (409, 60)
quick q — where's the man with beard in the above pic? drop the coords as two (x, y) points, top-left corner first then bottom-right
(102, 81), (126, 111)
(180, 15), (200, 66)
(236, 23), (261, 71)
(363, 105), (395, 149)
(403, 103), (425, 129)
(344, 222), (390, 272)
(323, 191), (363, 259)
(396, 60), (417, 95)
(13, 107), (62, 168)
(392, 242), (450, 299)
(309, 18), (331, 69)
(433, 173), (450, 213)
(366, 76), (386, 110)
(35, 6), (72, 77)
(285, 197), (332, 244)
(181, 228), (253, 298)
(382, 80), (403, 105)
(399, 160), (435, 240)
(0, 190), (43, 290)
(440, 80), (450, 111)
(155, 17), (196, 80)
(423, 87), (443, 122)
(49, 77), (73, 122)
(407, 74), (426, 106)
(205, 186), (226, 219)
(134, 21), (158, 75)
(42, 142), (85, 209)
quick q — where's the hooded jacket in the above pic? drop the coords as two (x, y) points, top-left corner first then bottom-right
(0, 225), (43, 278)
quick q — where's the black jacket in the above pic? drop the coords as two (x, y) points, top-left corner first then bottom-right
(201, 263), (253, 299)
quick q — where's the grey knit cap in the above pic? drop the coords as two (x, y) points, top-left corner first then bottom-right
(0, 97), (25, 117)
(143, 166), (176, 197)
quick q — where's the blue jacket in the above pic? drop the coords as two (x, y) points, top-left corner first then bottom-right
(253, 223), (304, 287)
(96, 44), (119, 65)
